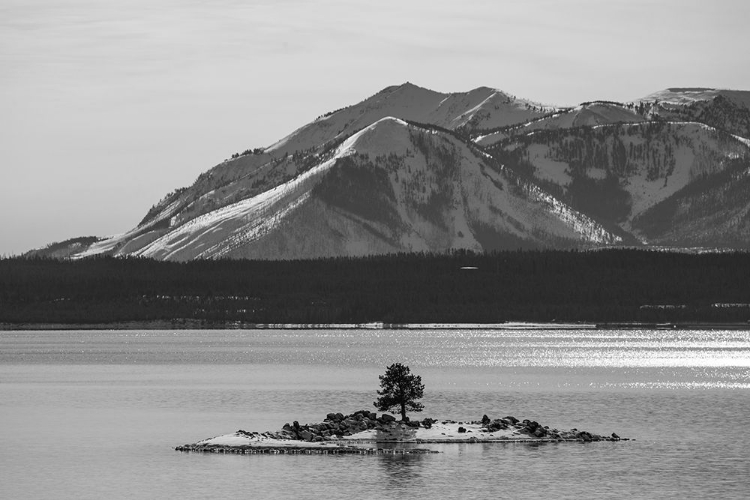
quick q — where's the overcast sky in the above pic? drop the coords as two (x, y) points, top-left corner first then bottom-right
(2, 0), (749, 256)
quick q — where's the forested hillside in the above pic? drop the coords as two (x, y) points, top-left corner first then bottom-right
(2, 250), (749, 326)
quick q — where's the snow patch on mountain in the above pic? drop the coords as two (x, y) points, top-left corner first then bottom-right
(341, 117), (412, 155)
(518, 179), (621, 245)
(526, 144), (572, 186)
(516, 120), (750, 227)
(127, 117), (412, 260)
(639, 88), (750, 112)
(641, 88), (720, 104)
(200, 192), (312, 259)
(472, 103), (643, 147)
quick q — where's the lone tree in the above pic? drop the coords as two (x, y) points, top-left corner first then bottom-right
(374, 363), (425, 421)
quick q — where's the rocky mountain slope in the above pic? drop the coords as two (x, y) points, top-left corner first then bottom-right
(29, 83), (750, 260)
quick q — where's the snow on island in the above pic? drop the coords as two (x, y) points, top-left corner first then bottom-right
(175, 410), (628, 456)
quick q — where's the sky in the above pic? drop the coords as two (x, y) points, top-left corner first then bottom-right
(1, 0), (749, 256)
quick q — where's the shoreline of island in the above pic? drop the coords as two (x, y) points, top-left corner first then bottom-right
(175, 410), (629, 456)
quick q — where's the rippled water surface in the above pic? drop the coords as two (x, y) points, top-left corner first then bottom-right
(1, 328), (749, 499)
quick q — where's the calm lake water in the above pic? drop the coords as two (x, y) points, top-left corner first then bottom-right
(1, 328), (749, 499)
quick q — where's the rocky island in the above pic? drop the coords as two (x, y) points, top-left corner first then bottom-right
(175, 409), (628, 456)
(177, 364), (627, 455)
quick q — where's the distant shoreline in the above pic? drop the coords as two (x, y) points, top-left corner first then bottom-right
(2, 320), (748, 331)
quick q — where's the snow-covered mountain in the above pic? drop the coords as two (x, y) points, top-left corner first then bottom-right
(30, 84), (750, 260)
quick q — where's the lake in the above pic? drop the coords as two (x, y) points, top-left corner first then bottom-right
(1, 328), (748, 499)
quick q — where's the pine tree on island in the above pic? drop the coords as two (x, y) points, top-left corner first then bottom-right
(374, 363), (425, 421)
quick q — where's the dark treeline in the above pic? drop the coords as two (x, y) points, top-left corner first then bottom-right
(1, 249), (749, 326)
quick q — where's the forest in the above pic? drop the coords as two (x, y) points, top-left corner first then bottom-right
(1, 249), (749, 327)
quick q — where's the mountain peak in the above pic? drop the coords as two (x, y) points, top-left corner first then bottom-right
(399, 81), (422, 90)
(384, 81), (443, 99)
(341, 116), (412, 156)
(466, 86), (499, 96)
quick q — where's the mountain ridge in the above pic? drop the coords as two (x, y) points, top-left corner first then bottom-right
(27, 84), (750, 260)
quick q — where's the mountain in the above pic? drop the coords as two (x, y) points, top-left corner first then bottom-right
(28, 84), (750, 260)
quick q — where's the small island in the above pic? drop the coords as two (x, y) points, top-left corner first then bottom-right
(176, 364), (628, 455)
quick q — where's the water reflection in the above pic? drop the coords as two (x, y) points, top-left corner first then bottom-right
(377, 450), (427, 491)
